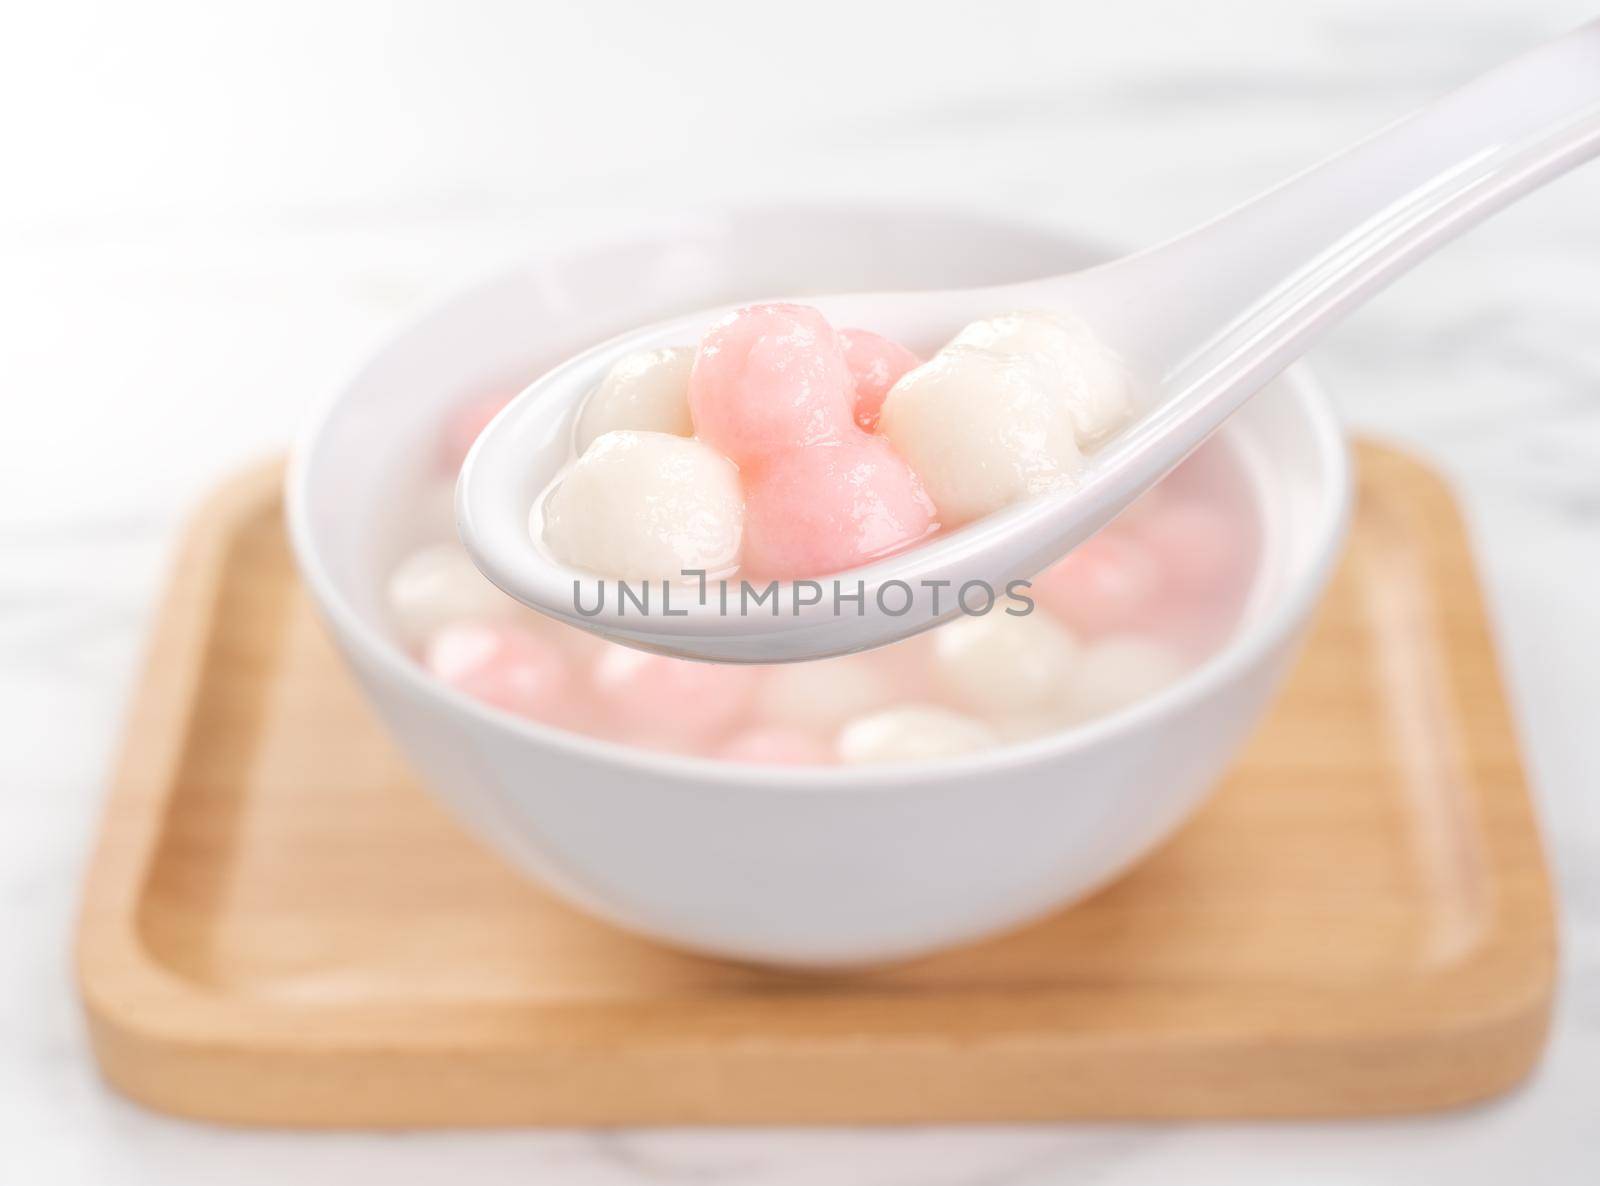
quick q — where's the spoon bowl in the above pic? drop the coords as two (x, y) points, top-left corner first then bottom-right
(460, 20), (1600, 663)
(458, 285), (1138, 662)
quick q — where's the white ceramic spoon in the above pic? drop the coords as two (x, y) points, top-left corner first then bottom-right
(460, 20), (1600, 663)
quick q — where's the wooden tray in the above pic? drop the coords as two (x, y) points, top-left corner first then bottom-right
(77, 443), (1555, 1127)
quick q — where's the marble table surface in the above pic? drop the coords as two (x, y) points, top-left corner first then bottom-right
(3, 1), (1598, 1180)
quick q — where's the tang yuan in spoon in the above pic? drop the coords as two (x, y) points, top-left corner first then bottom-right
(459, 20), (1600, 663)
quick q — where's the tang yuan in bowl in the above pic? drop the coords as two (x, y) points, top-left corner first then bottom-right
(288, 205), (1349, 967)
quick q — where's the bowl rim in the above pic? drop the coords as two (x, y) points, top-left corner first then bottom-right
(287, 202), (1352, 796)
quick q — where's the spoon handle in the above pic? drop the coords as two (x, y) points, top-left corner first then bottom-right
(1078, 19), (1600, 387)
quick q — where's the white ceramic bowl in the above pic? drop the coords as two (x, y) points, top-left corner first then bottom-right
(288, 205), (1350, 968)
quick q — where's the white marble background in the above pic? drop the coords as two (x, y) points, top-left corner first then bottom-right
(3, 1), (1599, 1181)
